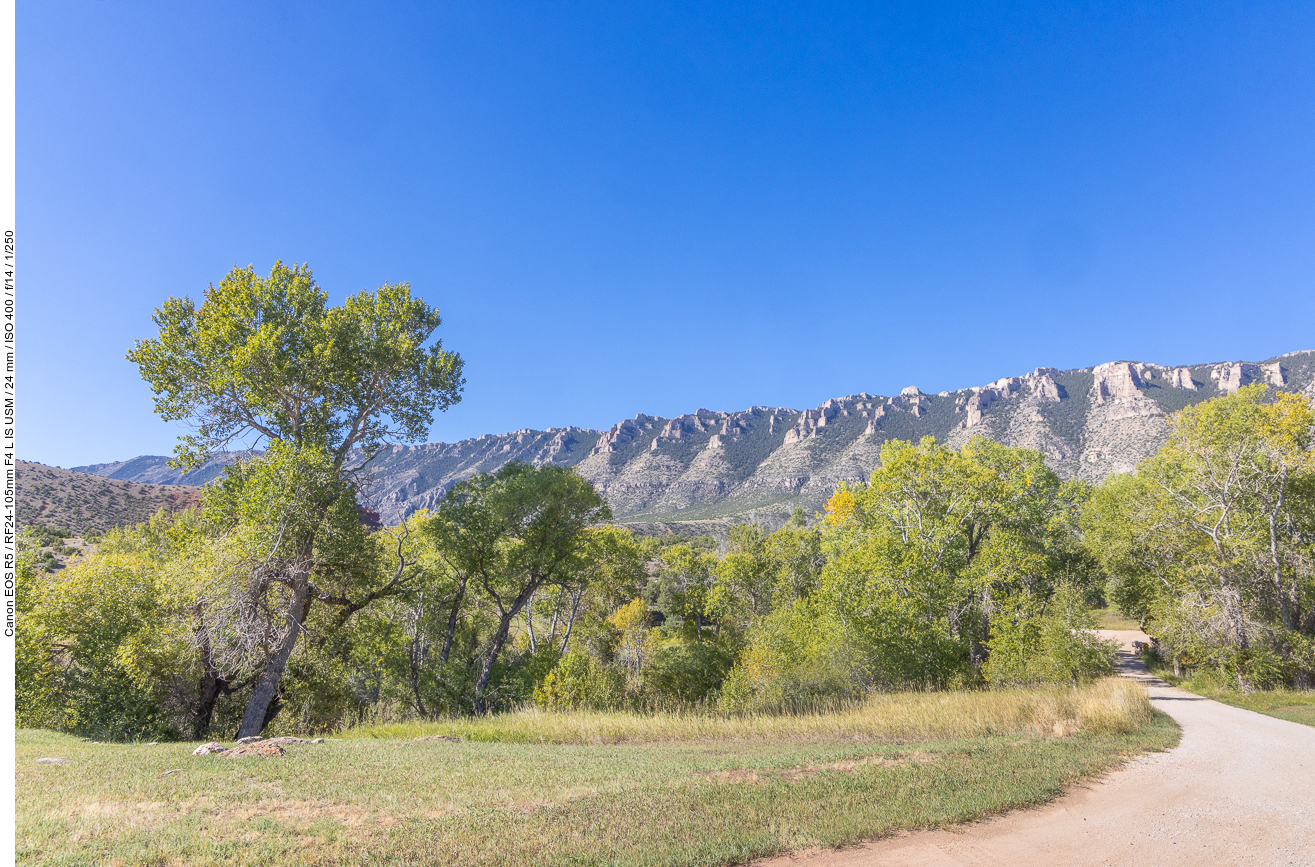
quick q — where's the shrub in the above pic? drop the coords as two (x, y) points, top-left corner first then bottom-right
(719, 603), (865, 713)
(642, 639), (734, 705)
(535, 649), (625, 710)
(984, 583), (1117, 686)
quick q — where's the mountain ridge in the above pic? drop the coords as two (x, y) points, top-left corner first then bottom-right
(71, 350), (1315, 527)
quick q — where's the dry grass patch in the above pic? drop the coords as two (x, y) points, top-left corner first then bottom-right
(349, 677), (1155, 744)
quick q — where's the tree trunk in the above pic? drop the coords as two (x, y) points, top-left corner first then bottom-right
(558, 588), (583, 655)
(190, 604), (224, 739)
(193, 671), (224, 740)
(474, 612), (514, 715)
(527, 588), (537, 654)
(474, 583), (539, 714)
(548, 586), (565, 645)
(1268, 467), (1293, 630)
(439, 576), (468, 664)
(408, 602), (428, 719)
(238, 579), (312, 738)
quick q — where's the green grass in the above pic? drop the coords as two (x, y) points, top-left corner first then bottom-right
(1093, 608), (1142, 631)
(1154, 671), (1315, 727)
(18, 680), (1179, 867)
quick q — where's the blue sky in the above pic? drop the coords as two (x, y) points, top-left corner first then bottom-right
(21, 1), (1315, 468)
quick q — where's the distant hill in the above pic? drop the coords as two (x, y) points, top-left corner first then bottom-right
(17, 460), (202, 536)
(72, 451), (257, 487)
(73, 350), (1315, 528)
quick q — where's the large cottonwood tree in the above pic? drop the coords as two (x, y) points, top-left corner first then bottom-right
(128, 261), (464, 736)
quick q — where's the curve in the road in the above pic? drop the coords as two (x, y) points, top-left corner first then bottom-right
(756, 630), (1315, 867)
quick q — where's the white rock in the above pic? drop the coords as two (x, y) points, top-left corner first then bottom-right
(1091, 362), (1144, 403)
(1169, 368), (1197, 390)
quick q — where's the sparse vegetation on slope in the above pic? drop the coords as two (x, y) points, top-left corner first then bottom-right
(16, 460), (200, 537)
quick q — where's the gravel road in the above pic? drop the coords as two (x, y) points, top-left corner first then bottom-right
(757, 630), (1315, 867)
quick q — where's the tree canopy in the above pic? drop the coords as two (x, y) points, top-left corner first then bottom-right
(127, 261), (464, 470)
(1084, 385), (1315, 688)
(31, 349), (1312, 741)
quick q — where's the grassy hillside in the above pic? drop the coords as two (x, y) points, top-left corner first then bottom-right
(17, 460), (202, 538)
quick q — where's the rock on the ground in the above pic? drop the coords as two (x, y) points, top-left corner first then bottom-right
(235, 736), (264, 744)
(221, 743), (285, 758)
(262, 736), (307, 746)
(192, 742), (227, 756)
(310, 738), (325, 744)
(35, 757), (70, 763)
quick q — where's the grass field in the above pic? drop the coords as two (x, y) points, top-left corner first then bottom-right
(18, 679), (1178, 867)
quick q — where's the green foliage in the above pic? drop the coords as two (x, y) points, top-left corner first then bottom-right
(22, 525), (71, 548)
(1084, 386), (1315, 688)
(818, 436), (1081, 690)
(424, 461), (612, 713)
(44, 383), (1305, 738)
(127, 261), (464, 470)
(534, 649), (625, 710)
(118, 260), (467, 737)
(709, 524), (775, 629)
(16, 513), (211, 740)
(642, 637), (735, 704)
(650, 542), (717, 639)
(720, 602), (865, 713)
(984, 583), (1117, 686)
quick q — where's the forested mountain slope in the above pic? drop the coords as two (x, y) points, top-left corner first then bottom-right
(73, 351), (1315, 526)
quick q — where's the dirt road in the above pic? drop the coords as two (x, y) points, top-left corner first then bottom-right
(757, 630), (1315, 867)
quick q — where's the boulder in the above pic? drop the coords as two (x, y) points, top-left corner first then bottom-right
(235, 736), (264, 744)
(192, 742), (227, 756)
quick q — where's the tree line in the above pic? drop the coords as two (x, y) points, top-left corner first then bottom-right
(15, 264), (1314, 740)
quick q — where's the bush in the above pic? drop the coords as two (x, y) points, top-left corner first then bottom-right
(719, 603), (866, 713)
(535, 649), (625, 710)
(642, 639), (734, 705)
(984, 583), (1117, 686)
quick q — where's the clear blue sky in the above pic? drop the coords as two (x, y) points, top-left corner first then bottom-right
(20, 1), (1315, 468)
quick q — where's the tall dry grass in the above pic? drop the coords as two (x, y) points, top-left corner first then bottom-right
(343, 676), (1153, 744)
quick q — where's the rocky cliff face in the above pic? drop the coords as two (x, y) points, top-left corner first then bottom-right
(76, 351), (1315, 527)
